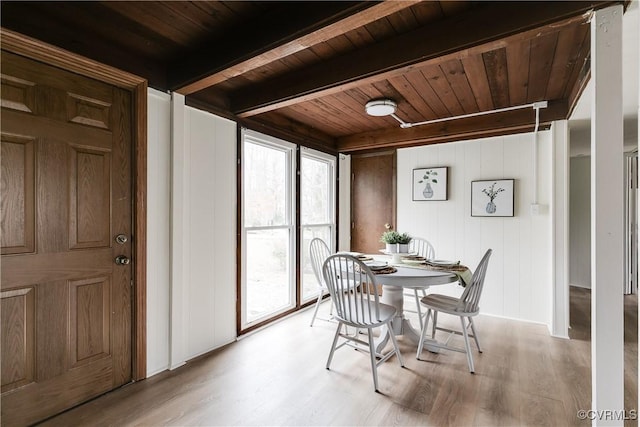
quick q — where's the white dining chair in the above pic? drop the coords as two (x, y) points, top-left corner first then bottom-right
(323, 254), (404, 392)
(405, 237), (436, 329)
(416, 249), (492, 373)
(309, 238), (333, 326)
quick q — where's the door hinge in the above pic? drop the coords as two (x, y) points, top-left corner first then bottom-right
(130, 280), (133, 287)
(352, 222), (355, 229)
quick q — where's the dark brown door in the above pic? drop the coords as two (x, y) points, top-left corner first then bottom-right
(0, 51), (132, 426)
(351, 151), (396, 253)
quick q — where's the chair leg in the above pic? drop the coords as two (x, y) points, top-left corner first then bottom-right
(460, 316), (475, 373)
(326, 322), (343, 370)
(367, 330), (380, 392)
(309, 292), (324, 326)
(416, 309), (431, 359)
(468, 317), (482, 353)
(431, 311), (438, 339)
(414, 289), (423, 330)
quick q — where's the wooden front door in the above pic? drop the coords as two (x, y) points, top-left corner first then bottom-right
(1, 51), (133, 426)
(350, 151), (396, 253)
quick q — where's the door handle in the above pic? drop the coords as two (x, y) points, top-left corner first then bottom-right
(115, 255), (130, 265)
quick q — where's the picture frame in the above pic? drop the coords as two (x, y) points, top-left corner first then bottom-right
(471, 179), (514, 217)
(413, 167), (448, 201)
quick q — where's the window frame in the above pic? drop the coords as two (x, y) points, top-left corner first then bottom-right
(240, 129), (297, 329)
(299, 147), (337, 303)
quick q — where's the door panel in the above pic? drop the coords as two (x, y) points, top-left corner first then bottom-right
(0, 134), (35, 254)
(0, 287), (35, 393)
(351, 151), (396, 253)
(0, 51), (132, 425)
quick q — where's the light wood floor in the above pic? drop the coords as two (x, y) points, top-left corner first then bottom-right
(40, 287), (637, 426)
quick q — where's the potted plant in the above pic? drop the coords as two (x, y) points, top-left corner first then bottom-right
(380, 225), (412, 253)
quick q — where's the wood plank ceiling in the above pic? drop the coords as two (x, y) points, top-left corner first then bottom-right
(0, 1), (622, 154)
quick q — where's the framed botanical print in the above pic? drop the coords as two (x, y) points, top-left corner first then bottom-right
(413, 167), (448, 201)
(471, 179), (514, 217)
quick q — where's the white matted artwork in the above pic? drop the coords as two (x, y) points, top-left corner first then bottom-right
(413, 167), (448, 201)
(471, 179), (514, 217)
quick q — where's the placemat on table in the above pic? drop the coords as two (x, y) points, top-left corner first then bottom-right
(403, 261), (472, 287)
(372, 266), (397, 275)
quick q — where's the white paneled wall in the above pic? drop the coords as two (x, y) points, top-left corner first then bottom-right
(147, 89), (172, 375)
(396, 132), (553, 326)
(146, 90), (237, 376)
(183, 107), (237, 358)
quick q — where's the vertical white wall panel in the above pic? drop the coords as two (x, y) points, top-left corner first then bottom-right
(184, 107), (237, 358)
(146, 89), (171, 376)
(170, 93), (189, 369)
(397, 131), (553, 326)
(551, 120), (570, 338)
(591, 5), (624, 421)
(211, 116), (238, 347)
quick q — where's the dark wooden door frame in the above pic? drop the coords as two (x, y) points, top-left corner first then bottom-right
(1, 28), (148, 380)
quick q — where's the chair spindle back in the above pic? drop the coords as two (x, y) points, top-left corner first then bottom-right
(410, 238), (435, 260)
(322, 254), (381, 326)
(309, 238), (331, 289)
(458, 249), (492, 313)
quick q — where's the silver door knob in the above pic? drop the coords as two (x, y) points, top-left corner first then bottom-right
(115, 255), (130, 265)
(115, 234), (128, 244)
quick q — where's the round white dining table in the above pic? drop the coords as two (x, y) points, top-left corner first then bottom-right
(372, 263), (457, 354)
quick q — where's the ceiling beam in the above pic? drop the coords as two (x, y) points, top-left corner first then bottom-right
(174, 1), (421, 95)
(336, 100), (568, 153)
(231, 1), (617, 117)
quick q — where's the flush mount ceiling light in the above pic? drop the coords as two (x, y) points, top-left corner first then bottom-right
(365, 99), (397, 116)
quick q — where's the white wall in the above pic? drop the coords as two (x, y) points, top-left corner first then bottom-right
(146, 90), (237, 376)
(396, 131), (553, 326)
(569, 156), (592, 288)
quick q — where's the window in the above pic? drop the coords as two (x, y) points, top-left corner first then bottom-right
(240, 130), (336, 331)
(300, 148), (336, 302)
(241, 130), (296, 328)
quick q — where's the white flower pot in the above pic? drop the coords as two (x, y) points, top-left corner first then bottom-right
(386, 243), (409, 253)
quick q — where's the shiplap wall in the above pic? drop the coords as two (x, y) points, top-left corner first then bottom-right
(146, 90), (237, 376)
(396, 132), (553, 326)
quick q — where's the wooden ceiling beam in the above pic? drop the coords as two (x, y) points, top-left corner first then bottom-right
(232, 1), (618, 117)
(336, 99), (568, 153)
(174, 1), (420, 95)
(169, 1), (419, 95)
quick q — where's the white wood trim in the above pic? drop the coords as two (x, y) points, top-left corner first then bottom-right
(591, 5), (625, 423)
(338, 155), (351, 252)
(551, 120), (570, 339)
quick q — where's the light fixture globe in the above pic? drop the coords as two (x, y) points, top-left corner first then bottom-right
(365, 99), (397, 116)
